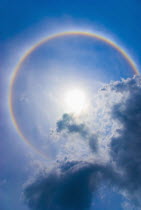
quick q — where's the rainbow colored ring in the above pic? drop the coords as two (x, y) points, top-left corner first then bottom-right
(9, 31), (140, 158)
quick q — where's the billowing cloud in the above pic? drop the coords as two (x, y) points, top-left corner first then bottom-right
(24, 161), (120, 210)
(24, 76), (141, 210)
(109, 76), (141, 205)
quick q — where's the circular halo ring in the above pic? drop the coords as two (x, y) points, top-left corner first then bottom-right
(9, 31), (140, 158)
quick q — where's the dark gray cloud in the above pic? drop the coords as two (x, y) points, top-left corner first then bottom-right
(57, 113), (98, 152)
(110, 76), (141, 205)
(57, 113), (88, 137)
(24, 76), (141, 210)
(24, 161), (120, 210)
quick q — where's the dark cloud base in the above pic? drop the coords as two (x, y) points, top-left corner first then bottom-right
(24, 161), (119, 210)
(24, 76), (141, 210)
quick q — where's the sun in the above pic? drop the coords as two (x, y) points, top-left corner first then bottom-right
(64, 88), (88, 115)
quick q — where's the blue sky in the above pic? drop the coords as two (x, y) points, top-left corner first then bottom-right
(1, 1), (141, 210)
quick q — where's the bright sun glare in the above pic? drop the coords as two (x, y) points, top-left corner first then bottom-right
(64, 88), (88, 114)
